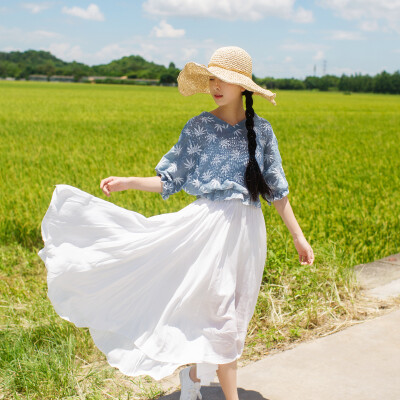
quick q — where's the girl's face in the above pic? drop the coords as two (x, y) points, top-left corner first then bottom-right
(209, 76), (245, 106)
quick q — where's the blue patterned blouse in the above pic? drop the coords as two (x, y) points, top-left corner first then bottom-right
(155, 111), (289, 208)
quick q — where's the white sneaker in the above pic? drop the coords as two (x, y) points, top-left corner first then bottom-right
(179, 366), (202, 400)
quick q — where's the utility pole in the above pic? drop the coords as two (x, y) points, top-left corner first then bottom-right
(323, 59), (327, 76)
(313, 64), (316, 76)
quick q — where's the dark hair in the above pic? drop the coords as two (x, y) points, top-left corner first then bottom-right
(242, 90), (273, 202)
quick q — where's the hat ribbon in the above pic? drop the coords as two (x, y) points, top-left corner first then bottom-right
(207, 63), (252, 79)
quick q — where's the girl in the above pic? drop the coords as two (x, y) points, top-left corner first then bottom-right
(39, 46), (314, 400)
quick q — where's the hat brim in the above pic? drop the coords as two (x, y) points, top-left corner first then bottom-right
(177, 62), (276, 106)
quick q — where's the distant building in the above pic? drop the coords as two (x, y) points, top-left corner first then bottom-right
(131, 78), (159, 85)
(81, 76), (109, 82)
(29, 74), (48, 81)
(80, 76), (159, 85)
(49, 75), (75, 82)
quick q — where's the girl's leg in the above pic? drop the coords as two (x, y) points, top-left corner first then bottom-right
(189, 364), (201, 382)
(189, 361), (239, 399)
(216, 359), (239, 400)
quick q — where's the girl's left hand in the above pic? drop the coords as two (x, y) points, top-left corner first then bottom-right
(293, 235), (314, 265)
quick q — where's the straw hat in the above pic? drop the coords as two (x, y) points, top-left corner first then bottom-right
(177, 46), (276, 106)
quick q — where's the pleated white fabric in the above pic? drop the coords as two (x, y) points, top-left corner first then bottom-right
(38, 184), (267, 385)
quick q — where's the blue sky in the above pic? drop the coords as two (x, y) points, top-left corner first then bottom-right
(1, 0), (399, 79)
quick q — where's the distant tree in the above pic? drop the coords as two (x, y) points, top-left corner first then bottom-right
(338, 74), (351, 92)
(319, 75), (339, 91)
(391, 70), (400, 94)
(261, 77), (276, 90)
(45, 61), (56, 77)
(374, 70), (394, 93)
(137, 69), (158, 79)
(304, 76), (320, 90)
(1, 61), (19, 78)
(21, 65), (34, 79)
(0, 61), (8, 77)
(160, 72), (176, 84)
(290, 79), (306, 90)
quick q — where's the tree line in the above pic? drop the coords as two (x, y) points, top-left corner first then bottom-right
(1, 50), (399, 94)
(0, 50), (180, 84)
(254, 71), (400, 94)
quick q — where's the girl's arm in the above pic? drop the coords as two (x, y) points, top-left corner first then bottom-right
(102, 120), (195, 200)
(273, 196), (315, 265)
(100, 176), (163, 197)
(273, 196), (303, 238)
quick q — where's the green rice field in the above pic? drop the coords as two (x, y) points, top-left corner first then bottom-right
(0, 81), (399, 399)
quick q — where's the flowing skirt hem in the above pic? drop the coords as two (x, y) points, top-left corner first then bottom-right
(38, 184), (267, 386)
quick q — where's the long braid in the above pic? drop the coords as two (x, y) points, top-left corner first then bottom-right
(243, 90), (273, 202)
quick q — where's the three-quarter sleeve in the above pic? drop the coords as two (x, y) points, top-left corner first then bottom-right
(262, 125), (289, 206)
(155, 121), (200, 200)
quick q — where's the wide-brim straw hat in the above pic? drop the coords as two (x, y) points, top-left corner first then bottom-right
(177, 46), (276, 106)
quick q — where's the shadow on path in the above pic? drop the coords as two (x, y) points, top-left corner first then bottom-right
(159, 384), (271, 400)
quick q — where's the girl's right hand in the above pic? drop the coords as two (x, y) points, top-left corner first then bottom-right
(100, 176), (129, 196)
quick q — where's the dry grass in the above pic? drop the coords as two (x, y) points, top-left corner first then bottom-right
(242, 283), (400, 366)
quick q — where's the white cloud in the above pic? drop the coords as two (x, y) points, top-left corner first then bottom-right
(0, 41), (75, 63)
(328, 30), (364, 40)
(1, 46), (22, 52)
(316, 0), (400, 34)
(289, 29), (306, 34)
(358, 20), (379, 32)
(33, 30), (61, 38)
(281, 42), (327, 52)
(0, 26), (62, 43)
(143, 0), (313, 23)
(62, 4), (104, 21)
(22, 3), (52, 14)
(139, 43), (159, 58)
(292, 6), (313, 23)
(313, 50), (325, 61)
(93, 43), (131, 62)
(327, 66), (369, 76)
(262, 60), (310, 79)
(151, 20), (185, 38)
(181, 47), (198, 59)
(0, 27), (211, 70)
(284, 56), (293, 63)
(46, 43), (84, 61)
(44, 36), (219, 68)
(0, 26), (20, 38)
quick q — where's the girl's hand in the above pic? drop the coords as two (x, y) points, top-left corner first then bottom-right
(293, 235), (314, 265)
(100, 176), (129, 196)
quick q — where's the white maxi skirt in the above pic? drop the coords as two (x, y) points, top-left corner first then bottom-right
(38, 184), (267, 386)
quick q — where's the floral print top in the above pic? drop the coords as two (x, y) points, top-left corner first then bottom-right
(155, 111), (289, 208)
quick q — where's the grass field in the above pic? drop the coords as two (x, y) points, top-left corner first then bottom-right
(1, 81), (399, 399)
